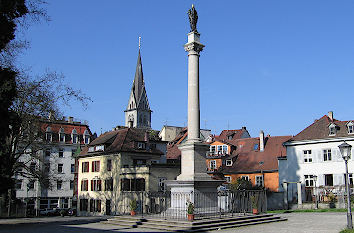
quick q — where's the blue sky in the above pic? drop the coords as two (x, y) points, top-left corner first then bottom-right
(18, 0), (354, 137)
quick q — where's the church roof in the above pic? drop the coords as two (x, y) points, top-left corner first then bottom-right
(133, 50), (145, 104)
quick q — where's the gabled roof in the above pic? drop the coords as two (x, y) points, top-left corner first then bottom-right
(289, 115), (354, 141)
(80, 127), (163, 156)
(215, 127), (250, 141)
(222, 136), (292, 174)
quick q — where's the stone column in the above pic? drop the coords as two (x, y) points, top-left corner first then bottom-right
(184, 32), (204, 143)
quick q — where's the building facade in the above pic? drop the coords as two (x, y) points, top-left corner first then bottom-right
(15, 117), (92, 212)
(77, 128), (180, 216)
(280, 111), (354, 202)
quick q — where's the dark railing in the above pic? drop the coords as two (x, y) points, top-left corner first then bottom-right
(117, 190), (267, 220)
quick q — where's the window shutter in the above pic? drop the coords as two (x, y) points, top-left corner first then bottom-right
(333, 174), (343, 186)
(98, 161), (100, 172)
(318, 174), (325, 187)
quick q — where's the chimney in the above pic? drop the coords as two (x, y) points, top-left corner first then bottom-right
(259, 130), (265, 152)
(48, 111), (54, 121)
(68, 116), (74, 124)
(328, 111), (333, 121)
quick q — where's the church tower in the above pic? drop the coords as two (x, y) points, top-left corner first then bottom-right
(124, 48), (152, 129)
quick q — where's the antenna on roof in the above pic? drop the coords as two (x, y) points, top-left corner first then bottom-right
(138, 36), (141, 50)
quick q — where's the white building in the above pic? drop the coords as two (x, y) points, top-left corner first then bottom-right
(279, 111), (354, 203)
(15, 117), (92, 212)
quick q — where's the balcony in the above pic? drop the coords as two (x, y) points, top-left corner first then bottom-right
(206, 151), (228, 159)
(120, 165), (150, 175)
(206, 168), (219, 174)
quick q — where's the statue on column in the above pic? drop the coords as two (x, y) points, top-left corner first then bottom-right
(188, 4), (198, 33)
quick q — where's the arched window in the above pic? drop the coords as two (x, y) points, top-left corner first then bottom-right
(59, 128), (65, 142)
(46, 127), (52, 142)
(72, 129), (78, 144)
(84, 129), (90, 144)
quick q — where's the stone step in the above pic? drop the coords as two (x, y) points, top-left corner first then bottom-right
(140, 215), (284, 231)
(104, 214), (287, 232)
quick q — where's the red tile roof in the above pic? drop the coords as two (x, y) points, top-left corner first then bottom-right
(216, 129), (247, 141)
(80, 128), (164, 156)
(290, 115), (354, 141)
(222, 136), (292, 174)
(41, 120), (92, 144)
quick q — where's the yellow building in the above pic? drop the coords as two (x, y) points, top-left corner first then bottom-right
(77, 127), (180, 216)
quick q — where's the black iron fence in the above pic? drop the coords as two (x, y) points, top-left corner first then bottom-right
(116, 190), (266, 219)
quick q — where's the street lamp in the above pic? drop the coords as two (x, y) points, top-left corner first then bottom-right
(339, 141), (353, 229)
(313, 175), (318, 209)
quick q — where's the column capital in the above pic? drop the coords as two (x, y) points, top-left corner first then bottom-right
(184, 42), (204, 54)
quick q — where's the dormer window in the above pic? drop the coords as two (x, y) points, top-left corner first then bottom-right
(59, 128), (65, 142)
(226, 159), (233, 166)
(95, 145), (104, 151)
(328, 123), (337, 136)
(45, 127), (52, 142)
(138, 142), (146, 149)
(347, 122), (354, 134)
(72, 129), (78, 144)
(84, 129), (90, 144)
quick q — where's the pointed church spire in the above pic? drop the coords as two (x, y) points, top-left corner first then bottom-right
(124, 41), (152, 129)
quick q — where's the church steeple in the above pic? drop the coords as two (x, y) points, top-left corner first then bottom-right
(125, 44), (152, 129)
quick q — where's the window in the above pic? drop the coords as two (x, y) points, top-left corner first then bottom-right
(88, 147), (95, 152)
(58, 164), (63, 173)
(329, 124), (336, 136)
(348, 123), (354, 134)
(158, 177), (167, 192)
(105, 178), (113, 191)
(92, 161), (100, 172)
(254, 144), (259, 150)
(217, 145), (223, 154)
(82, 162), (89, 172)
(325, 174), (334, 186)
(323, 149), (332, 161)
(107, 159), (112, 171)
(81, 179), (88, 191)
(345, 174), (354, 186)
(45, 127), (52, 142)
(303, 150), (312, 163)
(120, 178), (145, 191)
(57, 180), (62, 190)
(84, 130), (90, 144)
(210, 145), (216, 154)
(137, 142), (146, 149)
(95, 145), (104, 151)
(71, 164), (75, 173)
(255, 176), (263, 187)
(28, 180), (35, 190)
(225, 176), (231, 183)
(80, 199), (88, 211)
(45, 148), (51, 157)
(15, 180), (22, 190)
(222, 145), (228, 154)
(210, 160), (216, 170)
(59, 148), (64, 157)
(91, 179), (102, 191)
(241, 176), (249, 181)
(304, 175), (314, 187)
(89, 199), (101, 212)
(59, 128), (65, 142)
(72, 129), (78, 144)
(70, 180), (74, 190)
(226, 159), (233, 166)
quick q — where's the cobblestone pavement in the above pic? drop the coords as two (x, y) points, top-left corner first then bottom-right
(0, 212), (349, 233)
